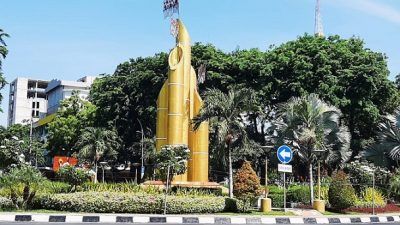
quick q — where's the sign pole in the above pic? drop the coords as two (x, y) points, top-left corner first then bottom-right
(283, 172), (286, 210)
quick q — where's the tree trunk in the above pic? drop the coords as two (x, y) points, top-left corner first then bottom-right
(309, 163), (314, 205)
(228, 144), (233, 198)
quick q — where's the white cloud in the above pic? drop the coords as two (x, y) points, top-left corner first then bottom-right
(329, 0), (400, 25)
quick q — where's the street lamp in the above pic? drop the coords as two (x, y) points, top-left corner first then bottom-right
(136, 118), (145, 180)
(259, 145), (273, 213)
(313, 149), (326, 213)
(99, 162), (108, 183)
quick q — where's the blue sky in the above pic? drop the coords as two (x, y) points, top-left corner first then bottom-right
(1, 0), (400, 126)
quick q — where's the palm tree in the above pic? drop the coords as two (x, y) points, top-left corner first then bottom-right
(75, 127), (120, 183)
(273, 94), (351, 204)
(366, 108), (400, 168)
(193, 88), (257, 197)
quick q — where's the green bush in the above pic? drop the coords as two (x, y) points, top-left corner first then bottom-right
(355, 188), (386, 208)
(56, 166), (90, 190)
(328, 171), (357, 211)
(288, 185), (310, 204)
(0, 197), (14, 210)
(34, 192), (228, 214)
(0, 165), (45, 209)
(40, 181), (71, 194)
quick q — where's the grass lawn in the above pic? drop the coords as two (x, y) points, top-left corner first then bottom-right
(322, 211), (361, 216)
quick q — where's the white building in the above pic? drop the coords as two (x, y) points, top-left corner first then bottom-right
(7, 76), (96, 127)
(8, 78), (49, 126)
(45, 76), (95, 115)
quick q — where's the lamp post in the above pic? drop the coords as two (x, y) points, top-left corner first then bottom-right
(99, 162), (108, 183)
(260, 145), (273, 213)
(313, 149), (325, 213)
(136, 118), (145, 180)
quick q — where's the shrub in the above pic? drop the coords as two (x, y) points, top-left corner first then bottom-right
(224, 198), (246, 212)
(0, 165), (45, 209)
(355, 188), (386, 208)
(389, 169), (400, 201)
(268, 186), (284, 208)
(40, 180), (71, 194)
(233, 161), (262, 211)
(34, 192), (227, 214)
(56, 165), (90, 190)
(328, 170), (357, 211)
(0, 197), (14, 210)
(288, 185), (310, 204)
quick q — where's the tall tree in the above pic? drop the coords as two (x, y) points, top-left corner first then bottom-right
(193, 88), (257, 198)
(76, 127), (120, 183)
(266, 35), (400, 157)
(46, 91), (96, 156)
(272, 94), (351, 204)
(0, 28), (10, 109)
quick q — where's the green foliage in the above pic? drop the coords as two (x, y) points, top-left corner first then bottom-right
(81, 182), (161, 195)
(344, 161), (390, 193)
(328, 171), (357, 211)
(267, 35), (400, 157)
(0, 165), (45, 209)
(47, 91), (97, 156)
(39, 180), (71, 194)
(288, 185), (310, 204)
(56, 166), (90, 190)
(389, 169), (400, 201)
(367, 108), (400, 168)
(0, 28), (9, 108)
(0, 197), (14, 210)
(0, 124), (45, 169)
(154, 145), (189, 180)
(233, 161), (262, 210)
(34, 192), (228, 214)
(355, 188), (386, 208)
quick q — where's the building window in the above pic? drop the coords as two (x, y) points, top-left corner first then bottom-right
(32, 110), (35, 117)
(32, 102), (35, 109)
(35, 110), (39, 117)
(37, 102), (40, 109)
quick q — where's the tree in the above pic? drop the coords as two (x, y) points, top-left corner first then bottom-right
(272, 94), (351, 204)
(0, 28), (9, 109)
(47, 91), (96, 156)
(366, 108), (400, 168)
(193, 88), (257, 198)
(233, 161), (262, 211)
(75, 127), (120, 183)
(154, 145), (190, 181)
(266, 35), (400, 158)
(0, 124), (45, 168)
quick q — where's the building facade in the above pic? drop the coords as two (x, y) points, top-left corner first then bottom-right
(7, 76), (96, 127)
(8, 78), (49, 126)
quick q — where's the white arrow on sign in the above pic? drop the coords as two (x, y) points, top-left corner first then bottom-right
(279, 150), (291, 159)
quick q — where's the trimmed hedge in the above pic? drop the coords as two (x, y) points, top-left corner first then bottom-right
(34, 192), (231, 214)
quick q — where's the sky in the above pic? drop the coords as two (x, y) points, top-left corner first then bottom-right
(0, 0), (400, 126)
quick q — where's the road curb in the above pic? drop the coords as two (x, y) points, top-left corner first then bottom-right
(0, 214), (400, 224)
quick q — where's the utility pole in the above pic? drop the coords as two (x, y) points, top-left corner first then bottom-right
(137, 118), (145, 180)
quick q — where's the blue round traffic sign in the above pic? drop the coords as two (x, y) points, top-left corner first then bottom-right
(277, 145), (293, 164)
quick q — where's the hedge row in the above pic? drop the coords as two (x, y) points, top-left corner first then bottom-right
(33, 192), (242, 214)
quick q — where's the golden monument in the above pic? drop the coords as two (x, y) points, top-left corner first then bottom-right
(156, 19), (209, 183)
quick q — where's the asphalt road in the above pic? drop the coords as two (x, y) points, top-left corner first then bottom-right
(0, 223), (399, 225)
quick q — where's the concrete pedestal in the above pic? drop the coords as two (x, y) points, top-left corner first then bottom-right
(261, 198), (272, 212)
(313, 199), (325, 213)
